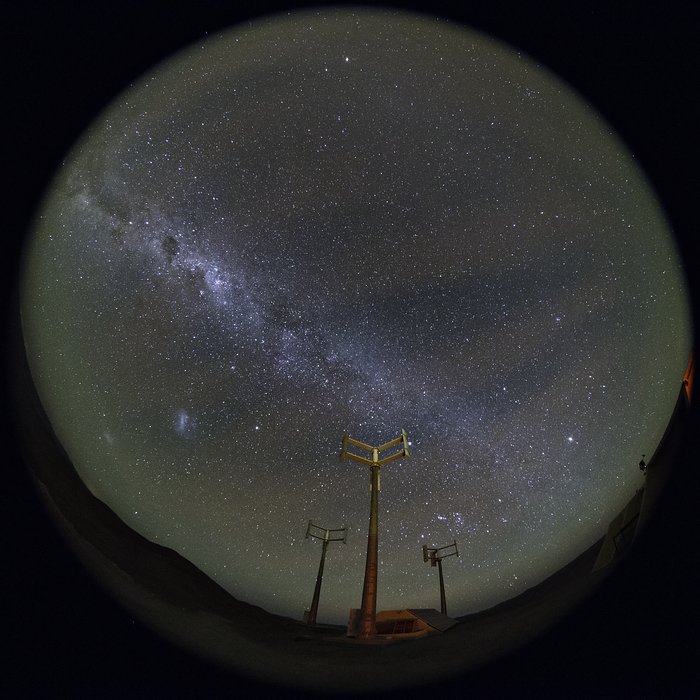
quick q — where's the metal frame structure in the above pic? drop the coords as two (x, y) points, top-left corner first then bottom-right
(422, 540), (459, 616)
(340, 429), (409, 639)
(304, 521), (346, 626)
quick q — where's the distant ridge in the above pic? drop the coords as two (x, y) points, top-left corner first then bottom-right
(11, 315), (297, 632)
(458, 538), (605, 623)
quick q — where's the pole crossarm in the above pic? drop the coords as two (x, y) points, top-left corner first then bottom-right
(422, 539), (459, 565)
(340, 451), (375, 467)
(305, 520), (347, 543)
(343, 435), (375, 452)
(340, 429), (409, 466)
(376, 434), (405, 452)
(377, 450), (408, 466)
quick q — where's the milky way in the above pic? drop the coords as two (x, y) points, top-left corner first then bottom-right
(21, 9), (690, 623)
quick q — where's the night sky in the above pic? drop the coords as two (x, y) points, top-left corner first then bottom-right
(21, 9), (691, 624)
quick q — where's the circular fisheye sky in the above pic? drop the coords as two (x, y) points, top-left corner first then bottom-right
(21, 8), (691, 624)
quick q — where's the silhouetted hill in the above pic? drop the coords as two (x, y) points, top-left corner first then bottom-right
(10, 313), (308, 640)
(460, 538), (605, 623)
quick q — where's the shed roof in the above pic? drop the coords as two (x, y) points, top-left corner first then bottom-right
(407, 609), (459, 632)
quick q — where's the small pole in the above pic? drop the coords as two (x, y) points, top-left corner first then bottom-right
(305, 521), (346, 625)
(422, 539), (459, 617)
(309, 534), (329, 625)
(437, 558), (447, 615)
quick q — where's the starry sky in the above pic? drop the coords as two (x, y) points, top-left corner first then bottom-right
(20, 9), (691, 624)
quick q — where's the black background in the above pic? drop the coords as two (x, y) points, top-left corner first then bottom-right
(3, 2), (699, 698)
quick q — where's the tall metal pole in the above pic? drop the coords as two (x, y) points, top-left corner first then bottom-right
(305, 521), (346, 626)
(340, 430), (409, 640)
(359, 463), (380, 639)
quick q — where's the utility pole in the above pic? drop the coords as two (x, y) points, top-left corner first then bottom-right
(304, 521), (347, 626)
(422, 540), (459, 616)
(340, 429), (409, 640)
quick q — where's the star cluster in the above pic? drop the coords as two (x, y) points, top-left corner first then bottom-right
(22, 9), (690, 623)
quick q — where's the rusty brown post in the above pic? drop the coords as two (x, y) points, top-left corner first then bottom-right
(340, 430), (409, 640)
(358, 463), (380, 638)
